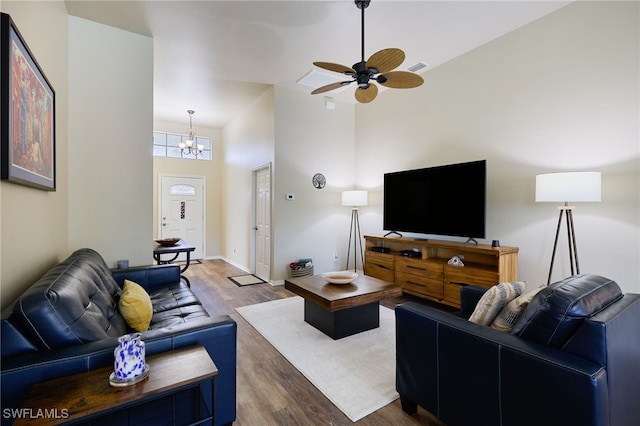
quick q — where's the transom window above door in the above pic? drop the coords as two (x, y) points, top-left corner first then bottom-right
(169, 184), (196, 196)
(153, 132), (211, 160)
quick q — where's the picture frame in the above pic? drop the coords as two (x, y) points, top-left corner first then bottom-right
(1, 12), (56, 191)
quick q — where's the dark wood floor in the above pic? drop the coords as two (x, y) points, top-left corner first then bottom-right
(184, 259), (445, 425)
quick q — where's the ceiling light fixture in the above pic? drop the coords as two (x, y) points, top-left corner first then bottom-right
(311, 0), (423, 103)
(178, 109), (204, 158)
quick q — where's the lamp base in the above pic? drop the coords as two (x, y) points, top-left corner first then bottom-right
(547, 205), (580, 285)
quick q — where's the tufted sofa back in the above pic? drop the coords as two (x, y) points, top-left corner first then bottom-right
(1, 249), (127, 355)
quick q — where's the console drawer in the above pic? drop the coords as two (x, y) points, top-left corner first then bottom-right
(365, 251), (394, 282)
(396, 271), (443, 299)
(445, 265), (498, 287)
(395, 258), (443, 280)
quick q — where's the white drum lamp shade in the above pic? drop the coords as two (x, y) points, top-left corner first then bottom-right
(342, 190), (368, 207)
(535, 172), (601, 203)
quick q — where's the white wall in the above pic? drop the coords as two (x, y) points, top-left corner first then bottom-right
(355, 2), (639, 292)
(68, 16), (153, 266)
(152, 120), (223, 258)
(273, 87), (356, 281)
(0, 1), (69, 309)
(222, 88), (275, 272)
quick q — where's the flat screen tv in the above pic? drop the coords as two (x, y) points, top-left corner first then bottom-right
(383, 160), (486, 239)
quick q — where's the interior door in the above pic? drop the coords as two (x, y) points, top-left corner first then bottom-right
(159, 176), (205, 260)
(254, 166), (271, 280)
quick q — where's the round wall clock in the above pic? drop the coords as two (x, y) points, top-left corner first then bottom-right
(312, 173), (326, 189)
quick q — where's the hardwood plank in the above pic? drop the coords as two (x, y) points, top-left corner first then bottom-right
(184, 259), (445, 426)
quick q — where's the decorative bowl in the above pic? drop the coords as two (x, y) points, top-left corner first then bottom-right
(322, 271), (358, 284)
(155, 238), (181, 247)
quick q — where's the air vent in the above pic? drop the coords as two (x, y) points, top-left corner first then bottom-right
(297, 69), (349, 93)
(407, 62), (428, 73)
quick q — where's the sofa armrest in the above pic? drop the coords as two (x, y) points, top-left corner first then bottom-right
(396, 302), (607, 426)
(1, 315), (237, 426)
(111, 264), (181, 291)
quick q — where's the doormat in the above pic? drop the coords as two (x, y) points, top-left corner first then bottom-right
(228, 274), (267, 287)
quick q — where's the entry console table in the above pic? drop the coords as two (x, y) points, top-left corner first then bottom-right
(153, 239), (196, 287)
(364, 235), (519, 308)
(14, 345), (217, 426)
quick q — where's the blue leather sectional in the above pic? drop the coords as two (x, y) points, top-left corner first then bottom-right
(1, 248), (236, 426)
(396, 274), (640, 426)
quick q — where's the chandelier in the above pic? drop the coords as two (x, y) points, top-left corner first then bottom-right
(178, 109), (204, 158)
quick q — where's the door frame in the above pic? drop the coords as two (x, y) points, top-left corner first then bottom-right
(158, 174), (206, 260)
(251, 163), (272, 279)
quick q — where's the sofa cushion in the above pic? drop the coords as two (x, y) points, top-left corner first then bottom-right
(490, 284), (545, 332)
(150, 304), (210, 328)
(119, 280), (153, 332)
(12, 249), (128, 350)
(148, 282), (202, 313)
(511, 274), (623, 348)
(469, 281), (526, 325)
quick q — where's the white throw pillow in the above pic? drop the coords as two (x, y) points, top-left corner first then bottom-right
(490, 284), (545, 332)
(468, 281), (527, 326)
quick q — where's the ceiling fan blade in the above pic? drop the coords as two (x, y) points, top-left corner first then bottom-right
(366, 48), (405, 73)
(311, 80), (353, 95)
(378, 71), (424, 89)
(355, 83), (378, 103)
(313, 62), (355, 75)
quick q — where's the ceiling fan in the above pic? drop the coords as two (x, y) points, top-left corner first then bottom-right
(311, 0), (424, 103)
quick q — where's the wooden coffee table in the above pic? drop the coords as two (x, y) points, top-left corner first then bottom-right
(284, 273), (402, 339)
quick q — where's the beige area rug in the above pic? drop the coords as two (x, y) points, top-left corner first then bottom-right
(235, 296), (398, 422)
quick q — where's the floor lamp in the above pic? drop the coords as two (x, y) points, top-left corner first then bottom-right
(342, 190), (368, 273)
(536, 171), (601, 285)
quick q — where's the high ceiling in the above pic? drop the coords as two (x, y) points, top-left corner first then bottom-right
(65, 1), (571, 128)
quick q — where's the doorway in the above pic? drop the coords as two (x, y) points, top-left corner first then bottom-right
(253, 164), (271, 281)
(159, 175), (205, 260)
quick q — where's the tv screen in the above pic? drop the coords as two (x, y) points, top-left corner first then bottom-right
(383, 160), (486, 239)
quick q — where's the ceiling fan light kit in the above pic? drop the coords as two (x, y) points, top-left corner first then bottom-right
(311, 0), (424, 103)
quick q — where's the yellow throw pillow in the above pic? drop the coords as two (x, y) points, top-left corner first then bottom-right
(118, 279), (153, 332)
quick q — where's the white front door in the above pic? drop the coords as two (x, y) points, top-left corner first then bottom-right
(254, 166), (271, 280)
(159, 175), (205, 260)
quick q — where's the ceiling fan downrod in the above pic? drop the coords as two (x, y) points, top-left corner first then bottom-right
(355, 0), (370, 64)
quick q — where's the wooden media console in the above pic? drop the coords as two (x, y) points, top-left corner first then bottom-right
(364, 235), (519, 308)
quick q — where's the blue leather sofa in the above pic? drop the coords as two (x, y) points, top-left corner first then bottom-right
(396, 274), (640, 426)
(1, 248), (237, 426)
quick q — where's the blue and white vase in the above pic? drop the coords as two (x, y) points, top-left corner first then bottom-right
(113, 333), (146, 381)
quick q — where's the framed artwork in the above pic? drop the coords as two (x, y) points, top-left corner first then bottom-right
(1, 13), (56, 191)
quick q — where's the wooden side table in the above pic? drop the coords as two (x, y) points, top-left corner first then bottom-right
(152, 239), (196, 286)
(13, 345), (217, 425)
